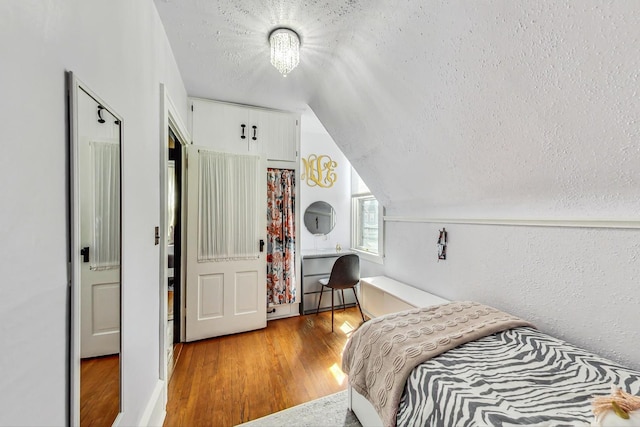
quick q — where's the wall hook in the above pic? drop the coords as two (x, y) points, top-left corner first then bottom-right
(437, 228), (447, 260)
(97, 105), (106, 123)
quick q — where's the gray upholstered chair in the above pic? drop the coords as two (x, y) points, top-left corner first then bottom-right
(315, 254), (365, 331)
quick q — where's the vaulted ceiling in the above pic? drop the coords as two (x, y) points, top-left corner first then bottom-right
(154, 0), (367, 112)
(154, 1), (640, 219)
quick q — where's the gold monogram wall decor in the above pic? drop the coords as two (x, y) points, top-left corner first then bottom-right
(302, 154), (338, 188)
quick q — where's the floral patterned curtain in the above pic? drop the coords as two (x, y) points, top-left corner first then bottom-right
(267, 168), (296, 305)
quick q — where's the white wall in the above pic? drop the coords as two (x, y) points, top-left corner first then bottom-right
(0, 1), (187, 425)
(300, 114), (351, 252)
(309, 2), (640, 370)
(384, 222), (640, 370)
(299, 110), (386, 279)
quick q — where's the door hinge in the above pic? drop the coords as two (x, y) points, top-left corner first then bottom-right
(191, 104), (194, 112)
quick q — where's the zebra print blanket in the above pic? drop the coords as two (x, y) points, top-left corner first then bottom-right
(396, 327), (640, 426)
(343, 302), (534, 427)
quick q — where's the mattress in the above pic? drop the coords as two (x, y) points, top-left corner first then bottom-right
(396, 327), (640, 426)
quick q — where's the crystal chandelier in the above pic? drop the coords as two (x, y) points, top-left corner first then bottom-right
(269, 28), (300, 77)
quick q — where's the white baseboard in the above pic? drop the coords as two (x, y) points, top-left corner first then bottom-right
(268, 312), (300, 320)
(112, 413), (124, 427)
(138, 380), (167, 427)
(267, 302), (300, 320)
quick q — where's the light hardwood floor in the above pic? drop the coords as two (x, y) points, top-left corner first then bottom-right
(80, 355), (119, 427)
(164, 307), (366, 427)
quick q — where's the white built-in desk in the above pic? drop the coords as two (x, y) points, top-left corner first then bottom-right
(359, 276), (449, 318)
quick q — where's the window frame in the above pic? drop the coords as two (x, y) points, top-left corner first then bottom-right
(350, 171), (384, 265)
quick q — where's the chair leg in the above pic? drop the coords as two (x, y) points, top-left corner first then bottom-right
(316, 285), (324, 315)
(353, 288), (365, 322)
(341, 289), (346, 311)
(331, 288), (335, 332)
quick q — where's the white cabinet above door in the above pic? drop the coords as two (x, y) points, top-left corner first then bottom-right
(190, 99), (251, 154)
(257, 109), (299, 162)
(190, 98), (299, 162)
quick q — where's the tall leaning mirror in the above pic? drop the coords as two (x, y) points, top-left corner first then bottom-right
(68, 72), (122, 426)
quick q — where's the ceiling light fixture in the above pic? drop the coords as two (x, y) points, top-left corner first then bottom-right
(269, 28), (300, 77)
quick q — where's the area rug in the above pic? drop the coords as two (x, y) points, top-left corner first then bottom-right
(236, 390), (362, 427)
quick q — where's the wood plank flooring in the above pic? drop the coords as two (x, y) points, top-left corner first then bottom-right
(164, 307), (366, 427)
(80, 355), (119, 427)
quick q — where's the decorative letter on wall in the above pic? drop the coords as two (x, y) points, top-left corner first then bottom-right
(301, 154), (337, 188)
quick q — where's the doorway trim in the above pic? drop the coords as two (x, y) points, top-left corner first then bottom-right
(159, 84), (190, 401)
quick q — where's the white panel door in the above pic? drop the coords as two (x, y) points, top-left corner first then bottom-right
(185, 145), (267, 341)
(78, 90), (120, 358)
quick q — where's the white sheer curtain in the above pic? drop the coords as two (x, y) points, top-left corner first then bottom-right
(167, 161), (177, 244)
(90, 141), (120, 270)
(198, 150), (260, 262)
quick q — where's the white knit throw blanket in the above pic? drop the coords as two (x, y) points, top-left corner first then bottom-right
(342, 301), (535, 427)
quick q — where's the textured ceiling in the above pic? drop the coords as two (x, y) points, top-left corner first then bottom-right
(154, 0), (368, 112)
(154, 1), (640, 219)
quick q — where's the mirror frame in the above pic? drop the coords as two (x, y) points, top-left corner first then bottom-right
(303, 201), (336, 235)
(68, 71), (123, 426)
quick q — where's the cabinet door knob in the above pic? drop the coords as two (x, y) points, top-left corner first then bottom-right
(240, 124), (246, 139)
(252, 125), (257, 141)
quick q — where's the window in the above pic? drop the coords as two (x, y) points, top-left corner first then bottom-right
(351, 168), (384, 263)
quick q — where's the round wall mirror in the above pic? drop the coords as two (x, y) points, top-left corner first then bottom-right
(304, 201), (336, 235)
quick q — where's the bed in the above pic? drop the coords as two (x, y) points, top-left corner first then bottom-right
(342, 301), (640, 427)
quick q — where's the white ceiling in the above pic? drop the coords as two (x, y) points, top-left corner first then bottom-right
(154, 1), (640, 219)
(154, 0), (369, 113)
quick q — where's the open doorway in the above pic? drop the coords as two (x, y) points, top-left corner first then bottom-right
(159, 86), (190, 391)
(167, 127), (184, 378)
